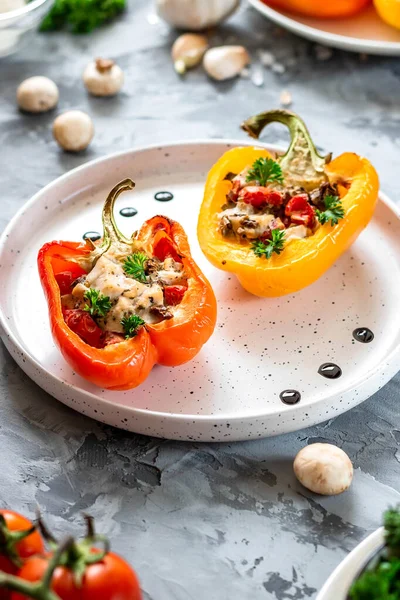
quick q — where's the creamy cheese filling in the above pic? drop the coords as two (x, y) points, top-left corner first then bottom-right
(62, 249), (187, 332)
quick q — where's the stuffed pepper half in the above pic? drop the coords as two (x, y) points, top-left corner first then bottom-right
(197, 109), (379, 297)
(38, 179), (217, 390)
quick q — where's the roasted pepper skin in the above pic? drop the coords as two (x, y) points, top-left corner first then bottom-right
(374, 0), (400, 29)
(262, 0), (371, 18)
(38, 189), (217, 390)
(197, 113), (379, 298)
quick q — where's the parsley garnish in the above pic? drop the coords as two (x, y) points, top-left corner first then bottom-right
(121, 314), (146, 339)
(246, 158), (284, 187)
(123, 253), (148, 284)
(316, 195), (345, 226)
(84, 288), (112, 318)
(384, 507), (400, 552)
(348, 507), (400, 600)
(40, 0), (125, 33)
(252, 229), (286, 259)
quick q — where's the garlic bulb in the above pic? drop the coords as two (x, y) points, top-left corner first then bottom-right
(293, 443), (353, 496)
(172, 33), (208, 74)
(156, 0), (240, 30)
(203, 46), (250, 81)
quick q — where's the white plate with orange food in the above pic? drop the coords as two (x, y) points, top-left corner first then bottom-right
(0, 111), (400, 441)
(248, 0), (400, 55)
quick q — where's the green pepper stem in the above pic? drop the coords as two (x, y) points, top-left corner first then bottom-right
(102, 178), (135, 247)
(241, 109), (330, 188)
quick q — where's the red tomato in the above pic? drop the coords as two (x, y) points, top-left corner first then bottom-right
(52, 260), (87, 295)
(153, 238), (182, 263)
(0, 510), (44, 600)
(164, 285), (187, 306)
(63, 309), (104, 349)
(239, 186), (284, 208)
(11, 552), (142, 600)
(285, 194), (315, 227)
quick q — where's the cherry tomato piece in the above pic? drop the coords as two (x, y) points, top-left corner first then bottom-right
(239, 186), (284, 208)
(0, 510), (44, 600)
(153, 238), (182, 263)
(51, 260), (87, 295)
(164, 285), (187, 306)
(285, 194), (315, 227)
(11, 552), (142, 600)
(63, 309), (104, 349)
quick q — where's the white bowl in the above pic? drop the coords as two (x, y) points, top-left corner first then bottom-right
(0, 0), (53, 58)
(317, 528), (384, 599)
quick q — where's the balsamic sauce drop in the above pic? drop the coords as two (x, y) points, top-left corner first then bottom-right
(318, 363), (342, 379)
(154, 191), (173, 202)
(119, 207), (138, 217)
(353, 327), (374, 344)
(83, 231), (101, 242)
(280, 390), (301, 405)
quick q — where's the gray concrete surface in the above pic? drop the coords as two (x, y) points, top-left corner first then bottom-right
(1, 1), (399, 598)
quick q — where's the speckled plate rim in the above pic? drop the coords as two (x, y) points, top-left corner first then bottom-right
(317, 528), (384, 599)
(248, 0), (400, 55)
(1, 139), (400, 441)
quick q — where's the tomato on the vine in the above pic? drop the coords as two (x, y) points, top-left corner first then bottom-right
(10, 551), (142, 600)
(0, 510), (44, 600)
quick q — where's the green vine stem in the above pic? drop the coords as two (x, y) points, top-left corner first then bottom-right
(241, 109), (331, 191)
(0, 514), (37, 568)
(0, 537), (74, 600)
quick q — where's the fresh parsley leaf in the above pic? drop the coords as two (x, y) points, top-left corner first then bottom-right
(348, 507), (400, 600)
(40, 0), (125, 33)
(246, 158), (284, 187)
(316, 194), (345, 226)
(121, 314), (146, 339)
(123, 253), (148, 284)
(384, 508), (400, 553)
(83, 288), (112, 318)
(252, 229), (285, 259)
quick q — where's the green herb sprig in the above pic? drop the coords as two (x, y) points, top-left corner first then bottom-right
(349, 507), (400, 600)
(252, 229), (285, 260)
(84, 288), (112, 318)
(40, 0), (126, 33)
(121, 315), (146, 339)
(246, 158), (284, 187)
(316, 195), (345, 226)
(123, 253), (148, 284)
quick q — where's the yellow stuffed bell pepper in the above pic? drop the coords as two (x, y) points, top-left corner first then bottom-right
(374, 0), (400, 29)
(197, 110), (379, 297)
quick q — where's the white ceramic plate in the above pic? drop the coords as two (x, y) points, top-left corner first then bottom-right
(317, 528), (383, 599)
(248, 0), (400, 55)
(1, 140), (400, 442)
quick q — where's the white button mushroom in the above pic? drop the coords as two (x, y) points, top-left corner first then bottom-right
(83, 58), (124, 97)
(53, 110), (94, 152)
(203, 46), (250, 81)
(172, 33), (208, 74)
(293, 443), (353, 496)
(16, 76), (59, 113)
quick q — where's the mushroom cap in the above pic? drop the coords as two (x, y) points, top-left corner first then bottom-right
(83, 59), (124, 97)
(16, 76), (59, 113)
(53, 110), (94, 152)
(293, 443), (353, 496)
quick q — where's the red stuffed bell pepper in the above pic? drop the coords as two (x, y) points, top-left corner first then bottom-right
(38, 179), (217, 391)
